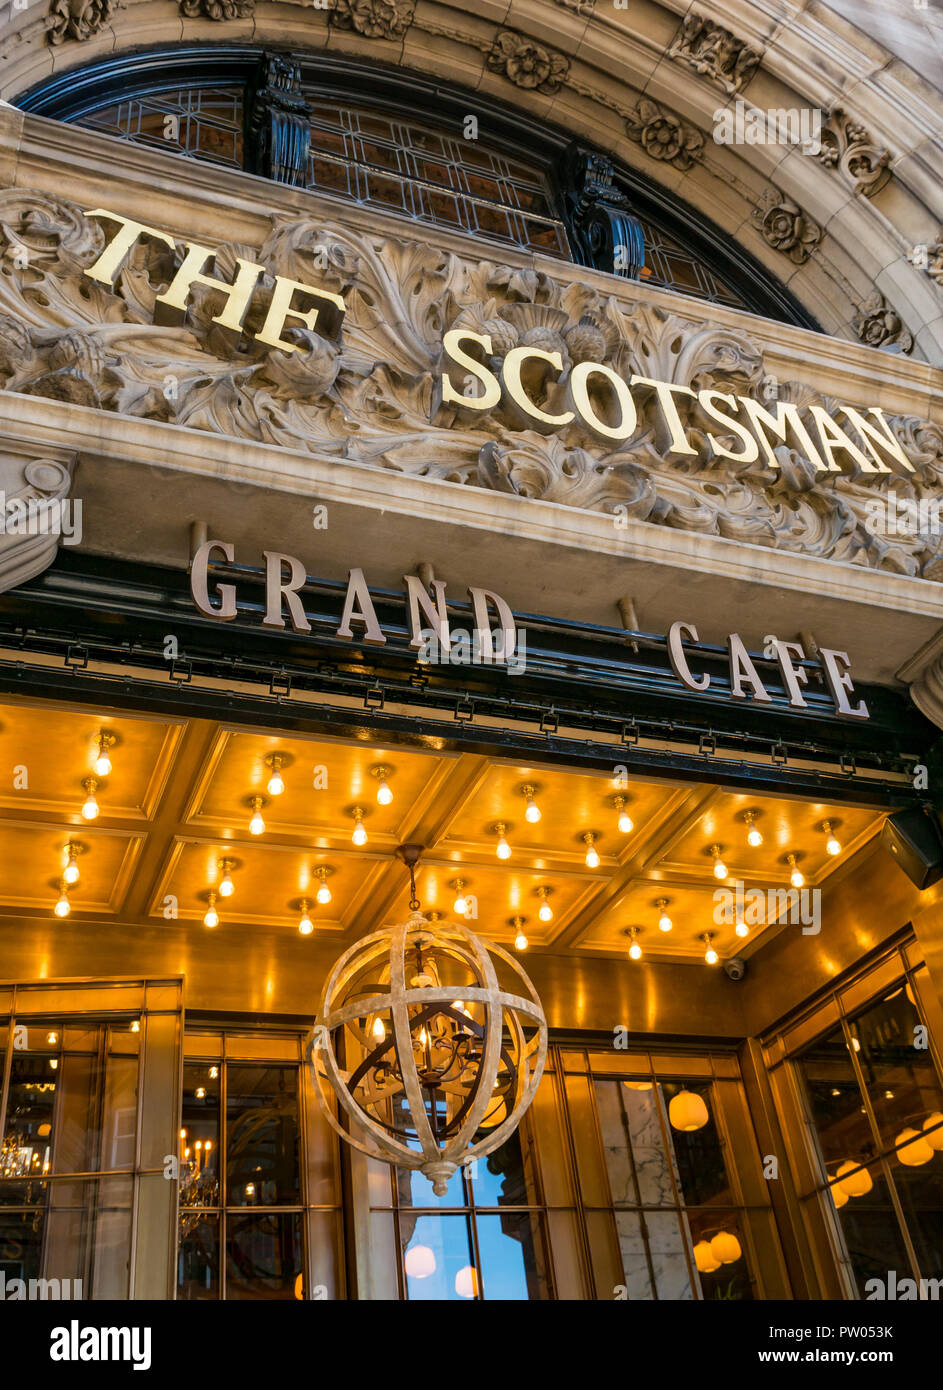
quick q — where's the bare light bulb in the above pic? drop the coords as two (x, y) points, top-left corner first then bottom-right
(583, 833), (600, 868)
(54, 888), (70, 918)
(316, 880), (332, 906)
(705, 943), (719, 965)
(524, 792), (541, 824)
(203, 894), (219, 929)
(788, 855), (804, 888)
(539, 900), (553, 923)
(656, 899), (672, 932)
(824, 821), (841, 856)
(710, 845), (727, 880)
(453, 885), (468, 915)
(514, 931), (528, 951)
(249, 799), (265, 835)
(372, 1016), (386, 1042)
(94, 751), (112, 778)
(618, 809), (634, 833)
(81, 780), (99, 820)
(267, 768), (285, 797)
(63, 851), (80, 885)
(376, 778), (393, 806)
(298, 908), (314, 936)
(747, 826), (763, 847)
(735, 920), (749, 938)
(219, 868), (234, 898)
(495, 826), (511, 860)
(629, 939), (642, 961)
(352, 812), (368, 846)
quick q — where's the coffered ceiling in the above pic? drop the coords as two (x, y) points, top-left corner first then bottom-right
(0, 695), (887, 963)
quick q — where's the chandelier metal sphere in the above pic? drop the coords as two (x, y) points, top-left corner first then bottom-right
(308, 890), (547, 1195)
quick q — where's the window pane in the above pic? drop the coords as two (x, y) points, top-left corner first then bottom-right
(226, 1212), (302, 1300)
(0, 1208), (44, 1284)
(688, 1212), (753, 1301)
(846, 987), (943, 1152)
(181, 1062), (220, 1211)
(797, 1024), (876, 1171)
(3, 1051), (57, 1179)
(888, 1158), (943, 1282)
(834, 1165), (913, 1297)
(660, 1082), (733, 1206)
(476, 1211), (551, 1299)
(470, 1130), (541, 1208)
(401, 1212), (474, 1301)
(226, 1064), (300, 1207)
(178, 1214), (219, 1300)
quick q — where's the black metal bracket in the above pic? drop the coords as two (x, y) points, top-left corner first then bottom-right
(246, 53), (311, 186)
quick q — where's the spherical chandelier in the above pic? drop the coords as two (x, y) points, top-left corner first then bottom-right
(308, 845), (547, 1195)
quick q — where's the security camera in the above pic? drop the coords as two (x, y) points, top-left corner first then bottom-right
(724, 956), (746, 981)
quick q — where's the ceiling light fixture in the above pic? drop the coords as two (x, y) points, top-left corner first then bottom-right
(249, 797), (266, 836)
(709, 844), (727, 880)
(218, 858), (236, 898)
(451, 879), (469, 915)
(822, 820), (841, 856)
(62, 842), (82, 885)
(46, 1032), (58, 1045)
(743, 810), (763, 847)
(520, 783), (541, 824)
(582, 832), (601, 869)
(536, 886), (554, 923)
(702, 931), (718, 965)
(351, 806), (368, 846)
(93, 731), (117, 778)
(54, 884), (70, 919)
(787, 852), (804, 888)
(613, 795), (634, 834)
(510, 915), (528, 951)
(627, 928), (642, 961)
(298, 899), (314, 936)
(314, 867), (333, 905)
(735, 918), (749, 939)
(493, 822), (511, 860)
(81, 777), (99, 821)
(203, 892), (219, 929)
(372, 765), (394, 806)
(264, 752), (286, 797)
(654, 897), (672, 932)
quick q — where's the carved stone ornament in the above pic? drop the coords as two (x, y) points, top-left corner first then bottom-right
(625, 99), (704, 172)
(486, 31), (569, 95)
(852, 292), (913, 356)
(330, 0), (416, 39)
(0, 454), (77, 594)
(668, 13), (761, 95)
(815, 109), (891, 199)
(2, 188), (943, 582)
(751, 189), (823, 265)
(925, 230), (943, 290)
(179, 0), (254, 17)
(46, 0), (122, 44)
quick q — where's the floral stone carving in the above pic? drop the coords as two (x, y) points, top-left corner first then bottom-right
(46, 0), (122, 43)
(751, 190), (822, 265)
(852, 292), (913, 355)
(815, 109), (891, 199)
(0, 188), (941, 583)
(668, 13), (761, 94)
(625, 99), (704, 171)
(330, 0), (415, 39)
(486, 31), (569, 95)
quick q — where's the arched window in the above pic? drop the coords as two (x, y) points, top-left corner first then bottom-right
(18, 48), (818, 330)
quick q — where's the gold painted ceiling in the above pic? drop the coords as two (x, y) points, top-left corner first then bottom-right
(0, 695), (886, 963)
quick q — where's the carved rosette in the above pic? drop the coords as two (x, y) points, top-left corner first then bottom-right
(486, 31), (569, 95)
(0, 189), (941, 583)
(46, 0), (122, 43)
(625, 99), (704, 171)
(751, 190), (822, 265)
(668, 13), (761, 94)
(852, 292), (913, 355)
(179, 0), (254, 17)
(330, 0), (416, 39)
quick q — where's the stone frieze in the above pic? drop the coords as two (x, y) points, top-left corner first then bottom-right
(0, 190), (941, 580)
